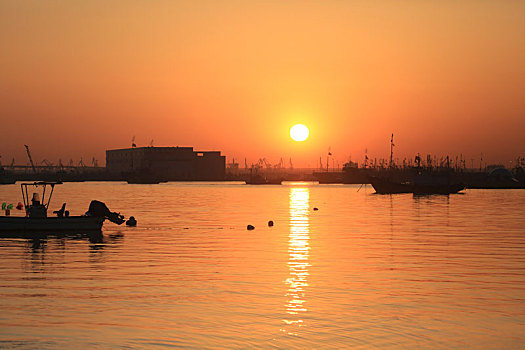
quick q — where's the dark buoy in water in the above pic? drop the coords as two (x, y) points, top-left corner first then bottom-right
(126, 216), (137, 226)
(313, 207), (319, 211)
(268, 220), (274, 227)
(247, 225), (255, 230)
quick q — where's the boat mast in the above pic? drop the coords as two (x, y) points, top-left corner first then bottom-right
(327, 147), (331, 172)
(389, 134), (394, 168)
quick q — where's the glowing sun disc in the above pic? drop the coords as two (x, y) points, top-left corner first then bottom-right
(290, 124), (309, 142)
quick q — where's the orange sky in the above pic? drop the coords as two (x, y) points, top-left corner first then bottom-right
(1, 1), (524, 168)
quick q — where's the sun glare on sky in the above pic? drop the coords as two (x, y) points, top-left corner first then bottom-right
(290, 124), (309, 142)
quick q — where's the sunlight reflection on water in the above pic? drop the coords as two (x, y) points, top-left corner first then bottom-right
(282, 187), (310, 335)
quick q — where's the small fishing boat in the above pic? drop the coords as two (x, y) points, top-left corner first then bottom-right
(0, 169), (16, 185)
(0, 182), (125, 232)
(124, 168), (165, 184)
(245, 167), (282, 185)
(245, 174), (283, 185)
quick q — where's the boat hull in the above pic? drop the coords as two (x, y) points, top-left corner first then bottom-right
(412, 183), (465, 195)
(369, 178), (413, 194)
(370, 177), (465, 195)
(245, 180), (282, 185)
(0, 216), (105, 232)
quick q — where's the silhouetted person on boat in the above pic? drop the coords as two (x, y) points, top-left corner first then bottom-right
(126, 216), (137, 226)
(53, 203), (66, 217)
(28, 193), (47, 218)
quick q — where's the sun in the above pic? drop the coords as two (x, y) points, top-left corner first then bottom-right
(290, 124), (309, 142)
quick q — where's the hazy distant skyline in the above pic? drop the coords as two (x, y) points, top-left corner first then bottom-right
(1, 1), (524, 167)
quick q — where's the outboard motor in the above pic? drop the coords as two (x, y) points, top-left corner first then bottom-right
(87, 200), (125, 225)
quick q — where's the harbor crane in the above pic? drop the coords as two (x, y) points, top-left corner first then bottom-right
(41, 159), (53, 170)
(24, 145), (37, 174)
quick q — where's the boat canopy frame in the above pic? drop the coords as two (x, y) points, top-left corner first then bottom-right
(20, 181), (62, 211)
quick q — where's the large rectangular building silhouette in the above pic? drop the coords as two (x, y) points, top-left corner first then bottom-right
(106, 147), (225, 181)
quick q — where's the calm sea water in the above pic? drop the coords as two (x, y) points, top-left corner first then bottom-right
(0, 182), (524, 349)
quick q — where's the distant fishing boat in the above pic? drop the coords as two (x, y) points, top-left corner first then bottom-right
(0, 169), (15, 185)
(245, 166), (282, 185)
(0, 182), (126, 232)
(245, 173), (282, 185)
(0, 178), (15, 185)
(368, 134), (465, 195)
(124, 168), (164, 184)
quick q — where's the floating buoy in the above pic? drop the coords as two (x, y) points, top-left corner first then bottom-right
(247, 225), (255, 230)
(313, 207), (319, 211)
(268, 220), (274, 227)
(126, 216), (137, 226)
